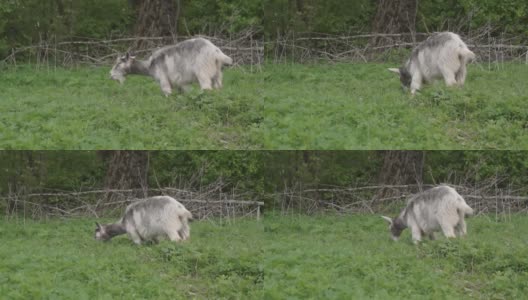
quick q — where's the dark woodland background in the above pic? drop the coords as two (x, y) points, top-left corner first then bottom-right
(1, 0), (527, 61)
(2, 151), (528, 216)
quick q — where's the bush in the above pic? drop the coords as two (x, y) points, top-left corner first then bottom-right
(418, 0), (528, 36)
(0, 0), (133, 58)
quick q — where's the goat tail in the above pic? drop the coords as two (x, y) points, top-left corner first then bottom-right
(216, 51), (233, 66)
(179, 209), (193, 223)
(186, 210), (194, 222)
(458, 199), (474, 217)
(459, 47), (476, 63)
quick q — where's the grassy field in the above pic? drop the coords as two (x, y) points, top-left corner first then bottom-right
(0, 218), (264, 299)
(0, 65), (264, 149)
(2, 214), (527, 299)
(260, 63), (528, 149)
(2, 63), (527, 149)
(263, 214), (528, 299)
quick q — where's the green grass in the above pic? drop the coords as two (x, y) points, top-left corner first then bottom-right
(1, 63), (527, 149)
(3, 215), (527, 299)
(0, 218), (264, 299)
(260, 63), (528, 149)
(263, 214), (528, 299)
(0, 65), (264, 149)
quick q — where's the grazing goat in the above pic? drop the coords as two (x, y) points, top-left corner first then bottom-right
(381, 185), (473, 244)
(95, 196), (193, 245)
(110, 37), (233, 96)
(388, 32), (475, 95)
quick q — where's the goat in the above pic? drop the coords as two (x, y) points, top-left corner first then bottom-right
(388, 32), (475, 95)
(95, 196), (193, 245)
(110, 37), (233, 96)
(381, 185), (473, 244)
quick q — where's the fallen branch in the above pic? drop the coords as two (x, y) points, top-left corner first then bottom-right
(2, 32), (264, 66)
(3, 187), (264, 221)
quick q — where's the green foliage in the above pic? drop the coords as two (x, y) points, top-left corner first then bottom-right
(2, 150), (528, 202)
(263, 214), (528, 299)
(264, 0), (528, 41)
(0, 65), (264, 149)
(0, 0), (133, 58)
(0, 0), (264, 59)
(150, 151), (267, 195)
(67, 1), (134, 38)
(0, 0), (18, 57)
(258, 151), (381, 192)
(419, 0), (528, 36)
(2, 0), (528, 60)
(183, 0), (264, 34)
(0, 151), (104, 195)
(264, 0), (374, 38)
(425, 151), (528, 186)
(0, 218), (264, 299)
(260, 63), (528, 149)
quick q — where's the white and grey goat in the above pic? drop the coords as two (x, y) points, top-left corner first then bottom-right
(388, 32), (475, 94)
(110, 37), (233, 96)
(95, 196), (193, 245)
(381, 185), (473, 244)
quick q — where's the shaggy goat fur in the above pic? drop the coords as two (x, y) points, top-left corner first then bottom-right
(95, 196), (193, 245)
(110, 37), (233, 96)
(388, 32), (475, 94)
(381, 185), (473, 244)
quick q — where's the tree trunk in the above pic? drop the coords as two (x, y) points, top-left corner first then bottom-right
(371, 0), (418, 46)
(99, 151), (150, 199)
(376, 151), (424, 198)
(131, 0), (181, 48)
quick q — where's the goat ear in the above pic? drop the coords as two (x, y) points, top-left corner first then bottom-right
(381, 216), (393, 225)
(95, 222), (102, 229)
(388, 68), (400, 75)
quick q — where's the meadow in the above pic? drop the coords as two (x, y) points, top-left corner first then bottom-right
(263, 213), (528, 299)
(0, 218), (264, 299)
(0, 65), (264, 149)
(260, 63), (528, 149)
(1, 63), (528, 149)
(2, 214), (527, 299)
